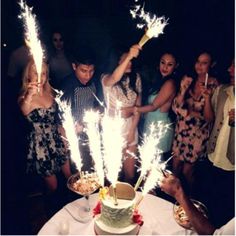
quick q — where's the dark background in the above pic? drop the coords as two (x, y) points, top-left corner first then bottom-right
(1, 0), (235, 234)
(2, 0), (235, 70)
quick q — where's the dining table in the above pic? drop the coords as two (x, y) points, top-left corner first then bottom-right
(38, 192), (197, 235)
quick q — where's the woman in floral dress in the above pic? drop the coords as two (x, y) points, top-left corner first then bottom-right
(172, 52), (219, 191)
(18, 59), (72, 193)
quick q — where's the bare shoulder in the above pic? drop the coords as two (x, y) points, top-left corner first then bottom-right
(101, 73), (111, 86)
(162, 79), (176, 91)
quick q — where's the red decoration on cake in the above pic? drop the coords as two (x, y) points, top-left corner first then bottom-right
(132, 209), (144, 226)
(93, 201), (101, 217)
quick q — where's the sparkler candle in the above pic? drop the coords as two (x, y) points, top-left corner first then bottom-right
(135, 160), (164, 208)
(18, 0), (44, 92)
(83, 110), (105, 187)
(204, 73), (209, 88)
(134, 122), (169, 191)
(101, 111), (126, 205)
(55, 94), (83, 174)
(130, 5), (169, 47)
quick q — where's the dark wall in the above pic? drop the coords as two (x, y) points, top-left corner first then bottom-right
(2, 0), (235, 69)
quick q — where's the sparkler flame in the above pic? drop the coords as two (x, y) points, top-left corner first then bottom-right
(101, 112), (126, 186)
(134, 122), (170, 191)
(83, 110), (105, 186)
(18, 0), (44, 88)
(139, 122), (169, 176)
(130, 4), (169, 47)
(141, 162), (163, 195)
(55, 93), (83, 172)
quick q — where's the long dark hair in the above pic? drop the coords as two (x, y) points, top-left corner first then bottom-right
(116, 71), (139, 97)
(148, 70), (174, 95)
(109, 44), (140, 98)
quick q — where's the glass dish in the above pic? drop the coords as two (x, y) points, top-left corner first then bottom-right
(173, 199), (208, 229)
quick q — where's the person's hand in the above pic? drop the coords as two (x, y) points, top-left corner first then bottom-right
(26, 82), (41, 97)
(199, 82), (213, 100)
(127, 44), (141, 60)
(159, 173), (183, 199)
(120, 106), (135, 118)
(180, 76), (193, 95)
(58, 126), (69, 149)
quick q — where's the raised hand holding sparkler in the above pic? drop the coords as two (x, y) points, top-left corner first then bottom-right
(18, 0), (44, 92)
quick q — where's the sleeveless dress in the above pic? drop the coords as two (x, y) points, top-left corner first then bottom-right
(143, 94), (174, 153)
(172, 77), (218, 163)
(26, 102), (70, 177)
(101, 74), (142, 146)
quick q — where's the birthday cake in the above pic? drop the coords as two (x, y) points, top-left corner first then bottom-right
(94, 182), (142, 235)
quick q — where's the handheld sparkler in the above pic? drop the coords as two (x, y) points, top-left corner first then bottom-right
(18, 0), (44, 93)
(130, 4), (169, 47)
(204, 73), (209, 88)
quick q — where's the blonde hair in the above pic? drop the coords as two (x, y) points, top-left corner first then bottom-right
(20, 59), (52, 96)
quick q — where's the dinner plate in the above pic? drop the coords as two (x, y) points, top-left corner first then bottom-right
(173, 199), (208, 229)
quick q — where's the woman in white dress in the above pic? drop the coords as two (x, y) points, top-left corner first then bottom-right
(101, 44), (142, 185)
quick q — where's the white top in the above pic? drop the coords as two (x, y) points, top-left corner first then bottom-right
(209, 86), (235, 171)
(101, 74), (142, 115)
(38, 192), (196, 235)
(214, 218), (235, 235)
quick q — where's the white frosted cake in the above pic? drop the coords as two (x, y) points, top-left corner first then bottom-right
(94, 182), (141, 235)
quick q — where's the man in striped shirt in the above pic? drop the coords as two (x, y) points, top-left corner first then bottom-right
(61, 49), (98, 171)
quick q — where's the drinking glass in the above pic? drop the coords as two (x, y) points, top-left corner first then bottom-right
(67, 172), (100, 222)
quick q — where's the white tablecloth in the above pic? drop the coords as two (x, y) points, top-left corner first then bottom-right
(38, 192), (197, 235)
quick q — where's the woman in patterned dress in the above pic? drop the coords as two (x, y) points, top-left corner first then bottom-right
(101, 44), (142, 185)
(172, 52), (219, 192)
(18, 59), (72, 193)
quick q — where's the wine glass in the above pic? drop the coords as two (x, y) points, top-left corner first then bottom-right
(67, 172), (100, 223)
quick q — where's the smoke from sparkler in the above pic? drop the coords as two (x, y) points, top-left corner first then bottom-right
(18, 0), (44, 85)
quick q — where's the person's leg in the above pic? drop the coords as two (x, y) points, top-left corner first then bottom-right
(123, 145), (137, 185)
(43, 175), (59, 217)
(61, 159), (72, 179)
(182, 162), (195, 195)
(44, 175), (58, 193)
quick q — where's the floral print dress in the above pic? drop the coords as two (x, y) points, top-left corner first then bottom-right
(26, 102), (69, 177)
(172, 79), (218, 163)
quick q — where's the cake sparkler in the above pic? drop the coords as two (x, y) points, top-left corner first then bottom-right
(134, 122), (170, 191)
(83, 110), (105, 187)
(55, 93), (83, 174)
